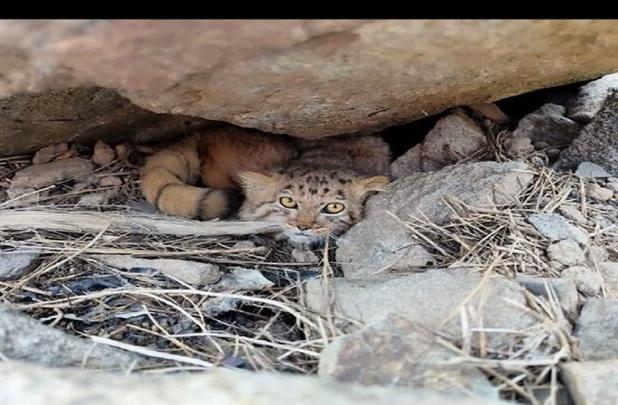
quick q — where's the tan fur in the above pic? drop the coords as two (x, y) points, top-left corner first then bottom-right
(140, 126), (391, 247)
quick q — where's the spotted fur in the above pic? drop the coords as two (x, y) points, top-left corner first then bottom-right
(140, 126), (391, 249)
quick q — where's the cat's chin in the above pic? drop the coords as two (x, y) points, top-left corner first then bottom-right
(275, 232), (326, 251)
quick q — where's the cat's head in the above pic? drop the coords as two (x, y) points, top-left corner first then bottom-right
(236, 167), (390, 250)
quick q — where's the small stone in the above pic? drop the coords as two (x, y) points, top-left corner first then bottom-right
(558, 204), (587, 225)
(0, 248), (41, 280)
(534, 141), (550, 149)
(291, 249), (320, 264)
(32, 143), (69, 164)
(547, 240), (585, 267)
(114, 142), (134, 162)
(10, 157), (94, 189)
(586, 246), (610, 266)
(585, 183), (613, 201)
(562, 360), (618, 405)
(549, 261), (566, 271)
(567, 72), (618, 122)
(545, 148), (561, 158)
(561, 266), (604, 295)
(575, 161), (613, 178)
(504, 136), (534, 158)
(512, 103), (581, 147)
(201, 296), (241, 317)
(213, 267), (274, 291)
(515, 275), (580, 318)
(99, 176), (123, 187)
(319, 313), (498, 398)
(528, 213), (589, 245)
(573, 299), (618, 360)
(599, 262), (618, 298)
(92, 255), (221, 286)
(92, 140), (116, 166)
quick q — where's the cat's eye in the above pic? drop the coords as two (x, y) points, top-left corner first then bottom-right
(322, 202), (346, 214)
(279, 196), (298, 209)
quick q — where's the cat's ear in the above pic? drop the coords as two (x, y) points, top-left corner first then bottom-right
(236, 171), (281, 202)
(351, 175), (391, 199)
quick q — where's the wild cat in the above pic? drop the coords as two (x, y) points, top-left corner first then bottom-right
(140, 126), (391, 250)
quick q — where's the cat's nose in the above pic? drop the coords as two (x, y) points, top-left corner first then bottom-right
(297, 224), (311, 231)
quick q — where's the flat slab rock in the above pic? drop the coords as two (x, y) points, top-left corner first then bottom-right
(0, 304), (138, 370)
(561, 360), (618, 405)
(0, 361), (510, 405)
(2, 21), (618, 155)
(336, 161), (533, 279)
(320, 313), (498, 399)
(10, 157), (94, 189)
(0, 248), (41, 280)
(527, 213), (589, 245)
(305, 268), (536, 350)
(573, 299), (618, 360)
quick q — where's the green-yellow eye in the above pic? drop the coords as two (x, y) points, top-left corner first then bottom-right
(322, 202), (345, 214)
(279, 196), (298, 209)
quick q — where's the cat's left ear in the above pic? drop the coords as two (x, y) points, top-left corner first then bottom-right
(236, 171), (281, 202)
(351, 175), (391, 199)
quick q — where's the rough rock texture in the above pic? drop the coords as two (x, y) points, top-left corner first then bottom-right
(0, 361), (509, 405)
(92, 255), (221, 286)
(599, 262), (618, 298)
(0, 248), (41, 280)
(574, 299), (618, 360)
(512, 104), (582, 147)
(515, 275), (580, 318)
(568, 72), (618, 122)
(575, 162), (612, 178)
(561, 360), (618, 405)
(32, 143), (69, 164)
(527, 213), (589, 245)
(337, 161), (533, 279)
(547, 240), (586, 267)
(391, 110), (487, 178)
(0, 304), (138, 369)
(558, 204), (587, 225)
(92, 140), (116, 166)
(319, 313), (497, 398)
(562, 267), (604, 295)
(2, 20), (618, 154)
(557, 91), (618, 175)
(584, 183), (614, 201)
(305, 268), (535, 349)
(10, 157), (94, 189)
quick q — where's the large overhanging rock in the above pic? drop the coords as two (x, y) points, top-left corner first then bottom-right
(2, 20), (618, 155)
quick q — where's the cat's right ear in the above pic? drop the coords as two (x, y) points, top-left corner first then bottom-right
(236, 171), (280, 202)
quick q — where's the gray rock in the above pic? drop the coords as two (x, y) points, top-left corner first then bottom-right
(585, 183), (614, 201)
(562, 267), (604, 295)
(304, 268), (535, 349)
(0, 304), (138, 369)
(547, 240), (586, 267)
(320, 313), (497, 399)
(0, 248), (40, 280)
(599, 262), (618, 298)
(575, 162), (613, 178)
(568, 72), (618, 122)
(10, 157), (94, 189)
(511, 104), (582, 147)
(527, 213), (589, 245)
(504, 136), (535, 158)
(561, 360), (618, 405)
(556, 91), (618, 176)
(558, 204), (587, 225)
(291, 249), (320, 264)
(338, 161), (533, 279)
(32, 142), (69, 164)
(515, 275), (580, 318)
(213, 267), (274, 291)
(0, 361), (509, 405)
(77, 190), (117, 206)
(586, 246), (610, 266)
(574, 299), (618, 360)
(391, 111), (487, 178)
(92, 255), (221, 286)
(92, 140), (116, 166)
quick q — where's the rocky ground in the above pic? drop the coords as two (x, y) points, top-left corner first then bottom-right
(1, 73), (618, 404)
